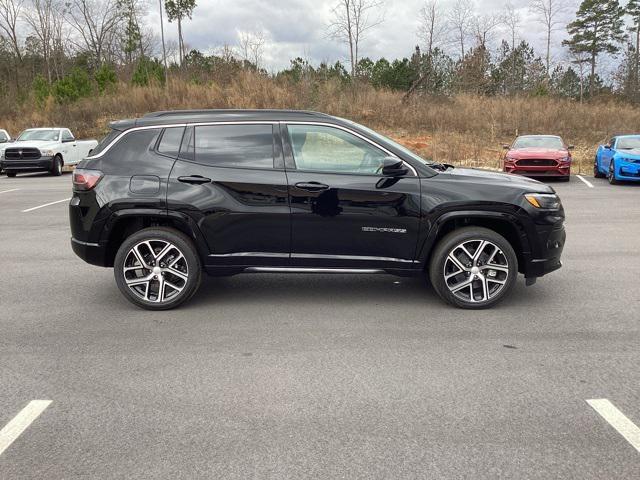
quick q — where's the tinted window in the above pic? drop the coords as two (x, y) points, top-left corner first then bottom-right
(288, 124), (387, 174)
(106, 129), (161, 164)
(157, 127), (185, 157)
(90, 129), (121, 156)
(194, 125), (274, 168)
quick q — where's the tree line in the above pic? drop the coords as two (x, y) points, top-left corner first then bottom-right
(1, 0), (640, 107)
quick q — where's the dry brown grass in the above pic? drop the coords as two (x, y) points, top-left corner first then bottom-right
(3, 71), (640, 173)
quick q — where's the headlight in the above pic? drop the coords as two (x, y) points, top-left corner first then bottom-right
(524, 193), (561, 210)
(505, 156), (517, 162)
(40, 149), (55, 156)
(560, 157), (571, 163)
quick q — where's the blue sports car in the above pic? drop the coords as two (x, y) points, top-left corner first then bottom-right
(594, 134), (640, 184)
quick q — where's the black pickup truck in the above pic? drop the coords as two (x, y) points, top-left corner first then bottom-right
(69, 109), (565, 310)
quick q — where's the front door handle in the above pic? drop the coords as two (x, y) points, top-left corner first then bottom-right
(295, 181), (330, 192)
(178, 175), (211, 185)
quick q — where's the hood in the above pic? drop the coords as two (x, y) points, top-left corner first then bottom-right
(5, 140), (59, 150)
(445, 167), (555, 193)
(507, 147), (569, 159)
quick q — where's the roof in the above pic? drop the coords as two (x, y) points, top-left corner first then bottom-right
(110, 109), (336, 131)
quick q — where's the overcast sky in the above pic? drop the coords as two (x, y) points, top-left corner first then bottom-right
(147, 0), (597, 71)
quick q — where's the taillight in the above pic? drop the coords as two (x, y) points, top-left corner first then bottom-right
(73, 169), (103, 191)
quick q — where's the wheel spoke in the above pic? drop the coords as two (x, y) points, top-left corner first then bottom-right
(166, 267), (188, 282)
(132, 246), (150, 268)
(472, 240), (487, 263)
(447, 253), (468, 273)
(450, 278), (473, 293)
(154, 243), (173, 263)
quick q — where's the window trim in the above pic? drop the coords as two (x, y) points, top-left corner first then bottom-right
(155, 126), (186, 159)
(283, 122), (417, 177)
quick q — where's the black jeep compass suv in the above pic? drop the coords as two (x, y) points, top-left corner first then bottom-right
(69, 110), (565, 310)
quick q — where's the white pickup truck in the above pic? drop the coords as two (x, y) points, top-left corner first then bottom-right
(0, 127), (98, 177)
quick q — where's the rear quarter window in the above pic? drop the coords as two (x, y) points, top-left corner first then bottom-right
(101, 129), (162, 170)
(90, 129), (122, 157)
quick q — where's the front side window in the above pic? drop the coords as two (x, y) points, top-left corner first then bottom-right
(287, 124), (388, 174)
(0, 131), (8, 142)
(193, 124), (274, 169)
(62, 130), (74, 142)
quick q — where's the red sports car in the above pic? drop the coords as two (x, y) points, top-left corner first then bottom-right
(503, 135), (574, 181)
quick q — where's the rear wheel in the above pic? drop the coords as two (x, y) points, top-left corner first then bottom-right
(608, 161), (618, 185)
(50, 155), (62, 176)
(114, 227), (202, 310)
(429, 227), (518, 309)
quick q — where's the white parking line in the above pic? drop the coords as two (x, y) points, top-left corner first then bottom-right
(576, 175), (594, 188)
(587, 399), (640, 453)
(0, 188), (20, 194)
(22, 198), (70, 213)
(0, 400), (52, 456)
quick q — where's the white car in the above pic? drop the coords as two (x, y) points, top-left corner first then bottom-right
(0, 127), (98, 177)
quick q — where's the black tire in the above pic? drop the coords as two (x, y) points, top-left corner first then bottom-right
(428, 227), (518, 309)
(114, 227), (202, 310)
(50, 155), (62, 176)
(6, 171), (16, 177)
(594, 158), (605, 178)
(608, 160), (618, 185)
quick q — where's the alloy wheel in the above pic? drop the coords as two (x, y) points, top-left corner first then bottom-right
(123, 239), (189, 303)
(443, 239), (510, 303)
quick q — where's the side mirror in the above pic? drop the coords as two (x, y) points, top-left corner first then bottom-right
(604, 144), (611, 150)
(568, 145), (575, 150)
(502, 144), (510, 150)
(381, 157), (408, 177)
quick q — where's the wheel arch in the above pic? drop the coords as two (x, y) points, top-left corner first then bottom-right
(419, 211), (530, 274)
(101, 211), (208, 267)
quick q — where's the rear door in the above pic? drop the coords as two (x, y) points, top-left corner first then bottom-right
(167, 123), (290, 267)
(282, 123), (421, 269)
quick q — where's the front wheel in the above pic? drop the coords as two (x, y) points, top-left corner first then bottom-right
(608, 161), (618, 185)
(50, 155), (62, 176)
(114, 227), (202, 310)
(429, 227), (518, 309)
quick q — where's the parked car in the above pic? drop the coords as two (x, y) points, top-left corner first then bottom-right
(0, 129), (11, 174)
(0, 128), (98, 177)
(70, 110), (566, 310)
(594, 134), (640, 184)
(503, 135), (574, 181)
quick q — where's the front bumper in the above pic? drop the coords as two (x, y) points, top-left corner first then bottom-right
(505, 162), (570, 177)
(524, 223), (566, 279)
(615, 160), (640, 181)
(1, 155), (54, 172)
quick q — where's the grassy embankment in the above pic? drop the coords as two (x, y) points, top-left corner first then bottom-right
(3, 71), (640, 174)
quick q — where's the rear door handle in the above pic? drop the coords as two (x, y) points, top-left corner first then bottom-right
(178, 175), (211, 185)
(295, 181), (330, 192)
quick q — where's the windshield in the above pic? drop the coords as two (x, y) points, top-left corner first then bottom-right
(17, 129), (60, 142)
(339, 118), (435, 168)
(512, 136), (564, 149)
(616, 136), (640, 150)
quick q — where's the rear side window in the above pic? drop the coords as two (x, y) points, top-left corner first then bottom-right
(105, 129), (161, 163)
(90, 129), (121, 156)
(157, 127), (185, 158)
(193, 124), (274, 169)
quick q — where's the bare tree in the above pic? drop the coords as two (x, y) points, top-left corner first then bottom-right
(418, 0), (447, 57)
(23, 0), (59, 81)
(502, 1), (520, 53)
(447, 0), (474, 58)
(0, 0), (24, 60)
(238, 30), (266, 69)
(530, 0), (567, 76)
(472, 13), (501, 48)
(328, 0), (385, 77)
(64, 0), (122, 66)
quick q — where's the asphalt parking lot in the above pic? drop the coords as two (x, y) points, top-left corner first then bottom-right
(1, 172), (639, 479)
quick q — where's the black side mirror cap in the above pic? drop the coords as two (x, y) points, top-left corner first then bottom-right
(568, 145), (575, 150)
(502, 144), (510, 150)
(381, 157), (409, 177)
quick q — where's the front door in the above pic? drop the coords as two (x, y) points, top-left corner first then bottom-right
(167, 123), (290, 267)
(282, 123), (421, 269)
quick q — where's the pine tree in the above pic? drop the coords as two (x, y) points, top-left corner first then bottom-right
(626, 0), (640, 99)
(563, 0), (625, 98)
(165, 0), (197, 65)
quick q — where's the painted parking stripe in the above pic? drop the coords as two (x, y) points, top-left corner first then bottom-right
(576, 175), (594, 188)
(0, 188), (20, 194)
(22, 198), (70, 213)
(0, 400), (52, 456)
(587, 399), (640, 453)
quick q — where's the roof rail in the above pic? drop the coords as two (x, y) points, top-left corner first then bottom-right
(143, 109), (330, 118)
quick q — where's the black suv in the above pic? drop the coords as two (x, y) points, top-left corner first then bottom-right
(70, 110), (565, 310)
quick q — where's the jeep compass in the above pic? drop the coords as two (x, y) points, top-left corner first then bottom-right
(70, 110), (566, 310)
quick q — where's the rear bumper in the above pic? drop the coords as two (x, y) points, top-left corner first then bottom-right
(1, 156), (54, 172)
(71, 237), (108, 267)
